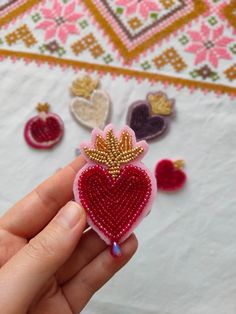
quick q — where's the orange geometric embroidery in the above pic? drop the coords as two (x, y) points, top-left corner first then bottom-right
(5, 24), (37, 48)
(83, 34), (97, 46)
(222, 0), (236, 31)
(0, 48), (236, 96)
(160, 0), (175, 9)
(85, 0), (208, 61)
(90, 44), (105, 58)
(0, 0), (40, 28)
(71, 33), (105, 58)
(153, 48), (187, 73)
(225, 64), (236, 81)
(128, 17), (143, 30)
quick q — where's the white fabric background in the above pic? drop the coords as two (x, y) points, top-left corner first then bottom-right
(0, 59), (236, 314)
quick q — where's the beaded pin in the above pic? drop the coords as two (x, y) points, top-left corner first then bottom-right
(24, 103), (64, 149)
(127, 91), (175, 141)
(69, 75), (111, 130)
(73, 124), (156, 257)
(155, 159), (187, 192)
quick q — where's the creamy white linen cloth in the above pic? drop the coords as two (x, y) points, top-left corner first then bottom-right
(0, 59), (236, 314)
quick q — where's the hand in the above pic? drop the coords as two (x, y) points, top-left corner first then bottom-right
(0, 156), (138, 314)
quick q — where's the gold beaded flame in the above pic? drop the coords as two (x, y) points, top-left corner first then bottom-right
(148, 92), (173, 116)
(36, 103), (49, 113)
(173, 160), (185, 170)
(70, 75), (99, 99)
(84, 129), (144, 178)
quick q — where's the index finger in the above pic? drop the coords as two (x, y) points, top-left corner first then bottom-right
(0, 156), (86, 238)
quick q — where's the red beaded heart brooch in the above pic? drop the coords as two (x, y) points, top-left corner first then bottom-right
(155, 159), (187, 192)
(73, 124), (156, 256)
(24, 103), (64, 149)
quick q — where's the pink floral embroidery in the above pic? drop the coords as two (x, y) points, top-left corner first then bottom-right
(36, 0), (83, 44)
(115, 0), (160, 19)
(185, 23), (233, 68)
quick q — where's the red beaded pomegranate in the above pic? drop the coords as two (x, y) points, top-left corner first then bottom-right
(24, 103), (64, 149)
(73, 124), (156, 256)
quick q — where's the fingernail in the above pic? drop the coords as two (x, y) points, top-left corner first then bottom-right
(56, 201), (83, 229)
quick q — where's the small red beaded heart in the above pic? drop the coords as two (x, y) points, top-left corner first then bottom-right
(24, 103), (64, 149)
(73, 124), (156, 256)
(155, 159), (187, 192)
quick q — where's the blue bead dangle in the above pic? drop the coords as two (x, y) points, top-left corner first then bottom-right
(111, 241), (122, 257)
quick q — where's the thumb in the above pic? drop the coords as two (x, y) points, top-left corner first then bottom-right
(0, 201), (86, 312)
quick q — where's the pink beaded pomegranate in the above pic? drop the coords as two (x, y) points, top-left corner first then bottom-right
(24, 103), (64, 149)
(73, 124), (156, 256)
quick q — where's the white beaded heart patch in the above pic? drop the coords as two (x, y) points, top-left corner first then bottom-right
(70, 75), (110, 129)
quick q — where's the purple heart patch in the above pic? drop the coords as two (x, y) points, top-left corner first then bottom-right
(126, 92), (175, 141)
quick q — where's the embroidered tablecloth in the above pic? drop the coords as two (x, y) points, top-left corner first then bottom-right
(1, 1), (236, 313)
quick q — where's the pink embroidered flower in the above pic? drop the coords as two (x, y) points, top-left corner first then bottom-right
(185, 23), (233, 68)
(116, 0), (160, 19)
(36, 0), (83, 44)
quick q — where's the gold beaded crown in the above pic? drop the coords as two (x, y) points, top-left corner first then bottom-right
(36, 103), (49, 112)
(83, 129), (144, 178)
(147, 92), (174, 116)
(70, 75), (99, 99)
